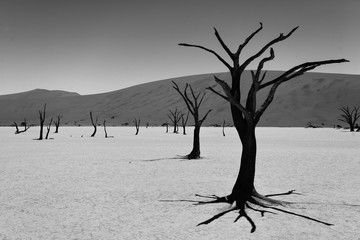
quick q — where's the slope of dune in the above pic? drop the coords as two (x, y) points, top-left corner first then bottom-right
(0, 71), (359, 127)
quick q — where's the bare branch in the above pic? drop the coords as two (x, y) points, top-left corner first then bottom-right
(235, 22), (263, 57)
(240, 26), (298, 71)
(172, 81), (195, 115)
(178, 43), (232, 70)
(213, 76), (251, 121)
(200, 109), (212, 124)
(206, 86), (229, 102)
(214, 27), (234, 59)
(259, 59), (349, 90)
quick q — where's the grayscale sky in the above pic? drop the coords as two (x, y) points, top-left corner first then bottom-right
(0, 0), (358, 95)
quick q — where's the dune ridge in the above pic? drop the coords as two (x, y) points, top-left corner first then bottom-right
(0, 71), (359, 127)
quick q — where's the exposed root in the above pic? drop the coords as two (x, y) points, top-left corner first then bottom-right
(194, 194), (230, 204)
(191, 190), (333, 233)
(234, 207), (256, 233)
(197, 206), (238, 226)
(265, 189), (302, 197)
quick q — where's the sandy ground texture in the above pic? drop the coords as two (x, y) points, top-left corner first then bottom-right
(0, 126), (359, 239)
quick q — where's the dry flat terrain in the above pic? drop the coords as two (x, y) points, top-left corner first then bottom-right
(0, 126), (359, 239)
(0, 71), (359, 127)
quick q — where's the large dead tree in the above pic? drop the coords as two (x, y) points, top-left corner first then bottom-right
(14, 119), (30, 134)
(89, 111), (98, 137)
(338, 106), (360, 132)
(179, 23), (348, 231)
(167, 107), (182, 133)
(54, 114), (63, 133)
(173, 82), (212, 159)
(38, 104), (46, 140)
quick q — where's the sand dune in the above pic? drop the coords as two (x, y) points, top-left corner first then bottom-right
(0, 71), (359, 127)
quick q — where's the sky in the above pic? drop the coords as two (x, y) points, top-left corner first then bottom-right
(0, 0), (359, 95)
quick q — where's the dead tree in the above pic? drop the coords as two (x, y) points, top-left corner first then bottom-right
(181, 111), (189, 135)
(45, 117), (53, 139)
(338, 106), (360, 132)
(54, 114), (63, 133)
(89, 111), (98, 137)
(167, 107), (182, 133)
(103, 119), (108, 138)
(103, 119), (114, 138)
(14, 119), (30, 134)
(222, 120), (226, 136)
(172, 82), (212, 159)
(162, 122), (169, 133)
(38, 104), (46, 140)
(133, 118), (140, 135)
(179, 23), (348, 231)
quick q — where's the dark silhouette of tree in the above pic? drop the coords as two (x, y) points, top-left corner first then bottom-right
(14, 119), (30, 134)
(167, 107), (182, 133)
(45, 117), (53, 139)
(38, 104), (46, 140)
(162, 122), (169, 133)
(222, 120), (226, 136)
(54, 114), (63, 133)
(179, 23), (348, 231)
(103, 119), (114, 138)
(181, 111), (189, 135)
(338, 106), (360, 132)
(134, 118), (140, 135)
(172, 82), (212, 159)
(90, 111), (98, 137)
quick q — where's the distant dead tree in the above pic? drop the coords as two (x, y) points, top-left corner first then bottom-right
(89, 111), (98, 137)
(14, 119), (30, 134)
(38, 104), (46, 140)
(222, 120), (226, 136)
(181, 111), (189, 135)
(54, 114), (63, 133)
(167, 107), (182, 133)
(179, 23), (348, 231)
(45, 117), (53, 139)
(338, 106), (360, 132)
(162, 122), (169, 133)
(133, 118), (140, 135)
(172, 82), (212, 159)
(103, 119), (114, 138)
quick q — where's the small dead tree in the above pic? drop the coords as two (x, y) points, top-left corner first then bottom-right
(38, 104), (46, 140)
(90, 111), (98, 137)
(103, 119), (114, 138)
(14, 119), (30, 134)
(134, 118), (140, 135)
(222, 120), (226, 136)
(54, 114), (63, 133)
(167, 107), (182, 133)
(103, 119), (108, 138)
(45, 117), (53, 139)
(181, 111), (189, 135)
(172, 82), (212, 159)
(338, 106), (360, 132)
(162, 122), (169, 133)
(179, 23), (348, 231)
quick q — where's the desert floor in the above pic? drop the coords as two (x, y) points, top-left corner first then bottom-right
(0, 126), (359, 239)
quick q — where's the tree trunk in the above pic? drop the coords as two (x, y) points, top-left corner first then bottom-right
(55, 124), (59, 133)
(91, 126), (97, 137)
(350, 124), (355, 132)
(228, 105), (257, 202)
(188, 124), (201, 159)
(39, 124), (44, 140)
